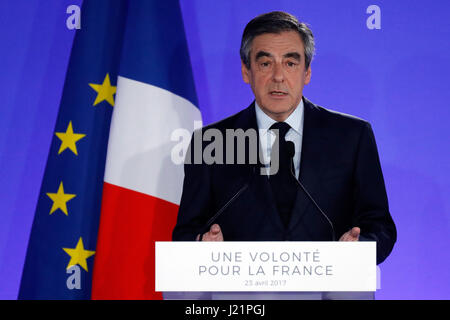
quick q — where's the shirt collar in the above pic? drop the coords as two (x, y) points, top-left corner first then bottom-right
(255, 98), (304, 136)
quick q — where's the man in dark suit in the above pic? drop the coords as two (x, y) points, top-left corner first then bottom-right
(172, 11), (396, 265)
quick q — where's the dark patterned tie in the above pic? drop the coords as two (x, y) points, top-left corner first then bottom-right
(269, 122), (297, 227)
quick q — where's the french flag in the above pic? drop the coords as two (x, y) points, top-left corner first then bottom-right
(92, 1), (201, 299)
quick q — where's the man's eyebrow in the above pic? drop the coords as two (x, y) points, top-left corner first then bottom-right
(255, 51), (302, 61)
(283, 52), (301, 60)
(255, 51), (273, 60)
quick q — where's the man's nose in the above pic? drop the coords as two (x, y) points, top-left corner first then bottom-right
(272, 62), (284, 82)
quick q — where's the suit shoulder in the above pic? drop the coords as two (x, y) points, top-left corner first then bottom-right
(199, 104), (253, 132)
(314, 103), (370, 130)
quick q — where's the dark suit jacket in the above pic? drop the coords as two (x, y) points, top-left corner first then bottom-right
(172, 97), (396, 264)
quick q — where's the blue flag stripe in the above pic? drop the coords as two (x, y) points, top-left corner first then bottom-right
(19, 0), (128, 299)
(118, 0), (199, 108)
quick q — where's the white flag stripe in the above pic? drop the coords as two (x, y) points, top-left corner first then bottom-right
(104, 76), (202, 205)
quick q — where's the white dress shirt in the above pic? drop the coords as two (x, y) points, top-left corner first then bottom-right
(255, 99), (304, 178)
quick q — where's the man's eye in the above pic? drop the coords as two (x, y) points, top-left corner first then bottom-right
(261, 62), (270, 67)
(287, 61), (297, 67)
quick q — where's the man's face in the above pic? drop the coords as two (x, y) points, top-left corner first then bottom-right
(242, 31), (311, 122)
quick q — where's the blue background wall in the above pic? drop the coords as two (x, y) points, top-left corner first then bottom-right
(0, 0), (449, 299)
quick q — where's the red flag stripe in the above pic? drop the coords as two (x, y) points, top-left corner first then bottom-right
(92, 182), (178, 300)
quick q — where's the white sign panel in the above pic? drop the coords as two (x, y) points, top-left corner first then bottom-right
(155, 241), (376, 292)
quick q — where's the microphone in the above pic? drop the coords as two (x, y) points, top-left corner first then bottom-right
(286, 141), (336, 241)
(199, 166), (256, 240)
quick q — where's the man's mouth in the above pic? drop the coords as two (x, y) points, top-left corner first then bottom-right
(269, 90), (288, 96)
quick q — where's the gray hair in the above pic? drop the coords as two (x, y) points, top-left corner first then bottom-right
(240, 11), (315, 70)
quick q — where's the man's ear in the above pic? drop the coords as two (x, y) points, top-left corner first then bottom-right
(304, 66), (312, 85)
(241, 61), (250, 84)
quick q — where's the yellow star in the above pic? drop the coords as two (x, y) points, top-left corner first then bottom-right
(46, 182), (76, 215)
(63, 237), (95, 271)
(89, 73), (116, 106)
(54, 121), (86, 155)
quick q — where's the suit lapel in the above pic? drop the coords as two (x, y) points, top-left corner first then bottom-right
(288, 97), (327, 231)
(234, 102), (285, 232)
(234, 99), (328, 233)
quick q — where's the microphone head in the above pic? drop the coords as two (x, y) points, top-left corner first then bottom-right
(286, 141), (295, 158)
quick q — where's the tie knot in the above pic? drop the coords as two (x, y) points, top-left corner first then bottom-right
(270, 122), (291, 138)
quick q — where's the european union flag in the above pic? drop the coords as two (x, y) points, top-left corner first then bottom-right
(19, 0), (128, 299)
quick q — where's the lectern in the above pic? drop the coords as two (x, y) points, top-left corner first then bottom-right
(156, 241), (377, 300)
